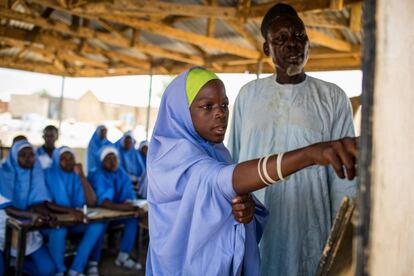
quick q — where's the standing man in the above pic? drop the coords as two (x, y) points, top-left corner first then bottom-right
(228, 3), (357, 275)
(37, 125), (58, 169)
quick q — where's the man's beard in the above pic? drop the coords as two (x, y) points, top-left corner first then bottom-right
(285, 47), (309, 76)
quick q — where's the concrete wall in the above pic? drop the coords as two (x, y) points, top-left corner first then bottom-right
(369, 0), (414, 275)
(9, 94), (49, 118)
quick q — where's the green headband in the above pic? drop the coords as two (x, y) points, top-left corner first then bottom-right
(186, 68), (219, 106)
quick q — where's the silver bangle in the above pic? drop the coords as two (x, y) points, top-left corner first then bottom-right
(262, 155), (277, 184)
(276, 152), (286, 181)
(258, 157), (272, 186)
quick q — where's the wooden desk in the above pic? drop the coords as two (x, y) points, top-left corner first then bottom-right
(4, 208), (139, 276)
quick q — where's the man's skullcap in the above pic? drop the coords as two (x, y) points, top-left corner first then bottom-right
(260, 3), (300, 39)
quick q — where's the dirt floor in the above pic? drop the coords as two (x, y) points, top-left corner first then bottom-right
(98, 247), (147, 276)
(97, 224), (149, 276)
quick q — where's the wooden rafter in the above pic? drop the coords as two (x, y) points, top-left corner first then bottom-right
(206, 0), (217, 37)
(306, 28), (352, 52)
(225, 20), (263, 52)
(350, 3), (362, 32)
(248, 0), (362, 18)
(92, 14), (261, 59)
(0, 7), (205, 65)
(70, 0), (238, 20)
(0, 0), (363, 76)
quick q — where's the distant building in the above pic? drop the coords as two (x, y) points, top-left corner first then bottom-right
(9, 93), (49, 118)
(7, 90), (158, 128)
(0, 100), (8, 113)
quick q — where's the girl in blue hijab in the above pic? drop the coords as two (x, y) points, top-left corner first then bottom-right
(87, 125), (111, 173)
(146, 67), (358, 275)
(43, 147), (105, 276)
(138, 140), (148, 164)
(0, 140), (56, 275)
(115, 132), (146, 187)
(87, 146), (145, 273)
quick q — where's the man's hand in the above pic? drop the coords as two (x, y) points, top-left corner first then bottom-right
(306, 137), (358, 180)
(232, 194), (255, 224)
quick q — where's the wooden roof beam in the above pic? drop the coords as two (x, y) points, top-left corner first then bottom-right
(97, 15), (261, 59)
(206, 0), (217, 37)
(0, 7), (205, 65)
(350, 3), (362, 32)
(0, 26), (154, 70)
(71, 0), (238, 20)
(305, 55), (360, 71)
(249, 0), (362, 18)
(330, 0), (344, 10)
(225, 20), (263, 52)
(300, 13), (349, 29)
(0, 55), (67, 75)
(306, 28), (353, 52)
(57, 50), (108, 68)
(31, 0), (363, 22)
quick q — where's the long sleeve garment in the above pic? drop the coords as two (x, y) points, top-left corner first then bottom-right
(146, 69), (268, 276)
(228, 74), (357, 276)
(0, 140), (50, 256)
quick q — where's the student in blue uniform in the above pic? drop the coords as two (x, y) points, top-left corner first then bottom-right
(86, 125), (111, 173)
(114, 132), (145, 188)
(0, 140), (56, 275)
(138, 140), (148, 165)
(36, 125), (59, 169)
(87, 146), (145, 273)
(43, 147), (105, 276)
(145, 68), (358, 275)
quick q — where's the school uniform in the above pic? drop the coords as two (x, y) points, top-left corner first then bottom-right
(146, 68), (268, 275)
(87, 146), (139, 263)
(36, 146), (54, 169)
(114, 132), (146, 187)
(86, 126), (111, 174)
(0, 140), (55, 275)
(43, 147), (105, 274)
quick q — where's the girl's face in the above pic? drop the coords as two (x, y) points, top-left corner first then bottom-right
(123, 136), (133, 150)
(18, 147), (35, 169)
(189, 79), (229, 144)
(140, 145), (148, 156)
(102, 153), (118, 172)
(60, 151), (76, 172)
(99, 127), (107, 140)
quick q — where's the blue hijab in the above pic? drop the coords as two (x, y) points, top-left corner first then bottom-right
(87, 125), (111, 173)
(138, 140), (148, 165)
(88, 146), (135, 206)
(146, 68), (268, 275)
(0, 140), (50, 210)
(114, 132), (145, 181)
(44, 147), (85, 208)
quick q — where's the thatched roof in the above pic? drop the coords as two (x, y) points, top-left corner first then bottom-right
(0, 0), (362, 77)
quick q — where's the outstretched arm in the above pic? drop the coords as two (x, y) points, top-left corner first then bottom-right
(232, 137), (358, 195)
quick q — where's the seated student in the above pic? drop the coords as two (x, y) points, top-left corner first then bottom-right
(114, 132), (145, 188)
(37, 125), (59, 169)
(146, 68), (358, 275)
(137, 140), (148, 198)
(87, 146), (145, 273)
(0, 140), (56, 275)
(12, 135), (28, 145)
(87, 126), (111, 174)
(138, 140), (148, 164)
(43, 147), (105, 276)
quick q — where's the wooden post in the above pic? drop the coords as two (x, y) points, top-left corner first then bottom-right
(145, 66), (153, 140)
